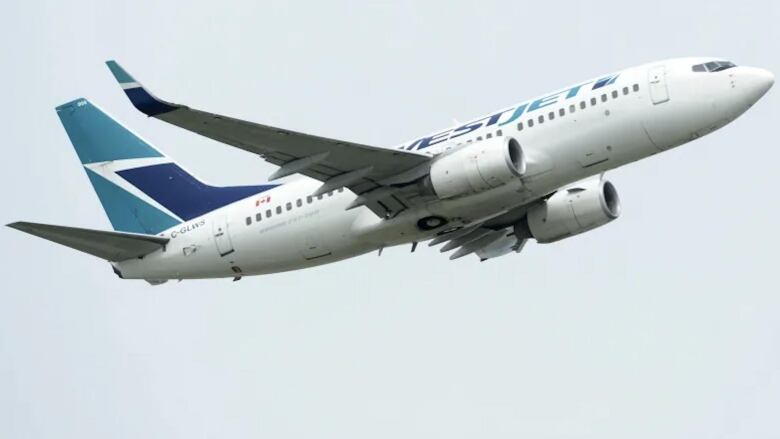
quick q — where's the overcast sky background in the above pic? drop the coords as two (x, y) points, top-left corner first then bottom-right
(1, 1), (778, 438)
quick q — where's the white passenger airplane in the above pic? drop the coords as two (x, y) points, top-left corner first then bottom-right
(8, 58), (773, 284)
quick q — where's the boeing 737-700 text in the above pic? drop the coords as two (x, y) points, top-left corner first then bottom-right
(8, 58), (774, 284)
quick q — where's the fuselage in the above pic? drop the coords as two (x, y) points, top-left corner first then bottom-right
(115, 57), (774, 280)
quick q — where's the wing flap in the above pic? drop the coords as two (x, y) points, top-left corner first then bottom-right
(8, 222), (169, 262)
(429, 225), (526, 261)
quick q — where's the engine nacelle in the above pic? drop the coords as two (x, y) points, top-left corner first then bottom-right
(427, 136), (525, 199)
(516, 177), (621, 243)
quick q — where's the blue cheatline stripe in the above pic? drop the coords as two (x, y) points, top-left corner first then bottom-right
(117, 163), (279, 221)
(592, 74), (620, 90)
(56, 99), (163, 164)
(123, 87), (179, 116)
(85, 168), (181, 234)
(105, 60), (136, 84)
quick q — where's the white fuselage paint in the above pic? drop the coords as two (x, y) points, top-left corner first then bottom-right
(115, 58), (774, 280)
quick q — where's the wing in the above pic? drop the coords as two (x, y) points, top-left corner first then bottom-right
(105, 61), (432, 218)
(7, 222), (169, 262)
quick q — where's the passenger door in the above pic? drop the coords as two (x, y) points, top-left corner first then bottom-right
(648, 65), (670, 104)
(212, 217), (235, 257)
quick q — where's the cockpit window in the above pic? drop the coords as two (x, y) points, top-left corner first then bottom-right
(692, 60), (737, 72)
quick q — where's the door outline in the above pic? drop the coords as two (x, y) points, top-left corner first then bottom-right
(648, 65), (670, 104)
(301, 233), (331, 260)
(212, 217), (235, 257)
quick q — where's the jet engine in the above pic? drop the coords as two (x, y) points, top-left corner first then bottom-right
(425, 136), (526, 199)
(515, 176), (621, 243)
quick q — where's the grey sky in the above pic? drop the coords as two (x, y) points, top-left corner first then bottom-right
(1, 1), (778, 438)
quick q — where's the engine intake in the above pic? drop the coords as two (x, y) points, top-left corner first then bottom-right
(426, 136), (525, 199)
(516, 177), (621, 243)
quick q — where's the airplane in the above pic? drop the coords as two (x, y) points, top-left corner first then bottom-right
(8, 58), (773, 284)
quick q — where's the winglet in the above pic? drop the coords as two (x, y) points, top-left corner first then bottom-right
(105, 60), (180, 117)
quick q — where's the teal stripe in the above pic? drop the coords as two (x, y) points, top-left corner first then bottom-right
(84, 168), (181, 234)
(56, 99), (163, 164)
(105, 60), (136, 84)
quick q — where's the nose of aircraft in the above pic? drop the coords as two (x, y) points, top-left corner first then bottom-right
(741, 67), (774, 104)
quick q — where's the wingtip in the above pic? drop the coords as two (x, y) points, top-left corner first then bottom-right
(104, 61), (179, 116)
(105, 59), (136, 84)
(6, 221), (30, 231)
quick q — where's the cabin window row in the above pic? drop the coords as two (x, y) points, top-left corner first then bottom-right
(515, 83), (640, 131)
(245, 188), (344, 226)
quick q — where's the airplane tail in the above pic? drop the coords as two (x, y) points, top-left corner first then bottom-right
(56, 99), (276, 235)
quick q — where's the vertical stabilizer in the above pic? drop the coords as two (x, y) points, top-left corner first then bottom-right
(56, 99), (276, 234)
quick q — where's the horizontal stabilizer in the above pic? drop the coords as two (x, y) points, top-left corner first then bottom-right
(7, 222), (169, 261)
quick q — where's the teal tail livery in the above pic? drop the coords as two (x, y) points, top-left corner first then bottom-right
(55, 99), (277, 235)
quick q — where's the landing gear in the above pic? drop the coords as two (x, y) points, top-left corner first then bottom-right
(416, 215), (448, 231)
(231, 265), (243, 282)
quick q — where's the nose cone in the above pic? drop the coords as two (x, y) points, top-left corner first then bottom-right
(741, 67), (774, 104)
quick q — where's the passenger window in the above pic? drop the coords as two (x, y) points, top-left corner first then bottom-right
(611, 90), (618, 98)
(517, 122), (523, 131)
(590, 97), (597, 106)
(622, 86), (629, 95)
(296, 199), (302, 207)
(245, 217), (251, 226)
(338, 188), (344, 193)
(255, 213), (262, 222)
(266, 209), (272, 218)
(538, 115), (544, 124)
(328, 191), (334, 197)
(477, 136), (482, 141)
(486, 133), (493, 139)
(496, 129), (503, 136)
(601, 94), (607, 102)
(633, 84), (639, 92)
(286, 202), (292, 211)
(559, 108), (565, 117)
(548, 111), (555, 120)
(276, 206), (282, 214)
(306, 196), (313, 204)
(580, 101), (586, 109)
(317, 194), (323, 200)
(569, 104), (576, 113)
(527, 119), (534, 128)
